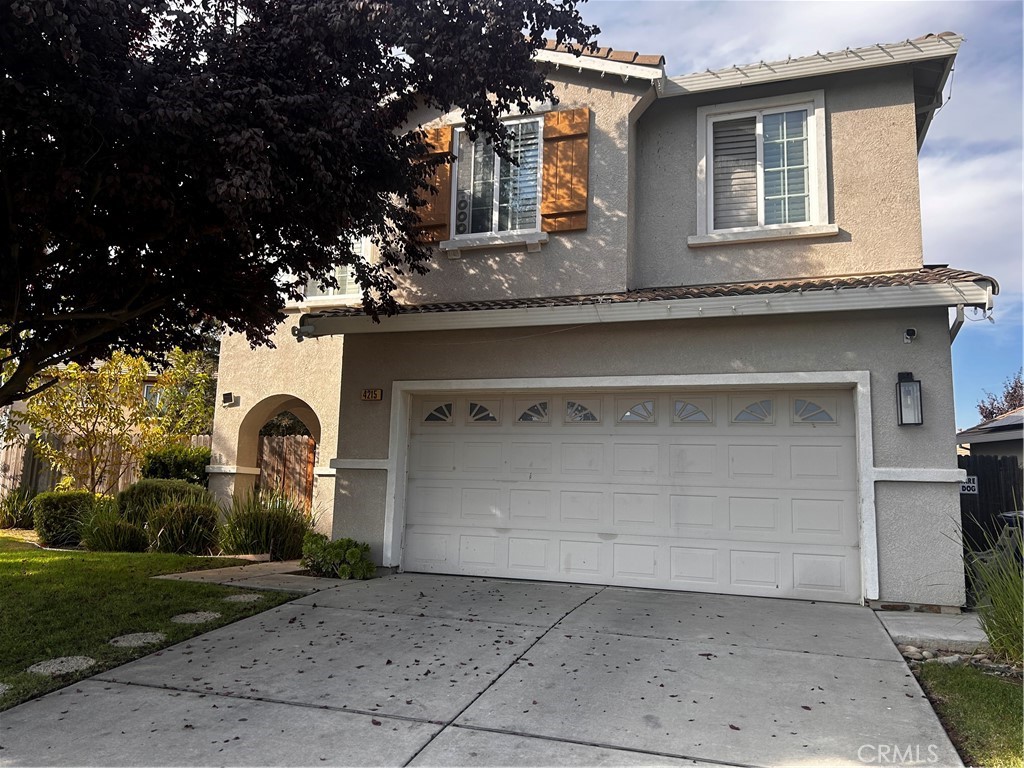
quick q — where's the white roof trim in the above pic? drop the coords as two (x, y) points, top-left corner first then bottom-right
(301, 280), (993, 337)
(534, 49), (666, 84)
(662, 34), (963, 98)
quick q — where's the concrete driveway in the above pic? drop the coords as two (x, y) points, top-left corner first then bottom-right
(0, 574), (959, 767)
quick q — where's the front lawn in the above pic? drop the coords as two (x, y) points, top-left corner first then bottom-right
(0, 533), (297, 710)
(917, 663), (1023, 768)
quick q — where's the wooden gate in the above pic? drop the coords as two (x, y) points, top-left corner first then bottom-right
(959, 454), (1023, 551)
(256, 435), (316, 510)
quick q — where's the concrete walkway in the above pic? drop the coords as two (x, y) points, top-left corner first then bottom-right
(0, 575), (961, 767)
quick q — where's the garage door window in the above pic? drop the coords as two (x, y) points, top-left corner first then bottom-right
(468, 401), (501, 424)
(617, 399), (656, 423)
(423, 402), (454, 424)
(565, 399), (601, 423)
(732, 398), (775, 424)
(673, 398), (714, 423)
(792, 397), (837, 425)
(516, 400), (550, 423)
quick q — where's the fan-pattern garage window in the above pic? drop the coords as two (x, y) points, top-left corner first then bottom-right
(674, 399), (713, 423)
(617, 400), (655, 423)
(793, 398), (836, 424)
(516, 401), (549, 423)
(424, 403), (454, 423)
(469, 401), (500, 423)
(565, 400), (600, 423)
(733, 399), (774, 424)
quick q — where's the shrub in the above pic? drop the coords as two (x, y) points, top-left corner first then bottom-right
(0, 487), (36, 529)
(32, 490), (94, 547)
(81, 505), (148, 552)
(301, 532), (375, 580)
(147, 499), (220, 555)
(969, 524), (1023, 664)
(117, 478), (210, 527)
(220, 488), (314, 560)
(141, 444), (212, 487)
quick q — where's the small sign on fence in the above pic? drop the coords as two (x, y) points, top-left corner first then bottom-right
(361, 389), (383, 402)
(960, 475), (978, 495)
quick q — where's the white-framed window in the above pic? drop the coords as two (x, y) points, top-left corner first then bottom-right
(691, 91), (834, 247)
(451, 117), (543, 239)
(301, 237), (372, 301)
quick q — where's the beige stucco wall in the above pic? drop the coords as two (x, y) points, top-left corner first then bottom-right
(209, 316), (343, 533)
(331, 305), (963, 605)
(394, 72), (653, 304)
(634, 67), (924, 288)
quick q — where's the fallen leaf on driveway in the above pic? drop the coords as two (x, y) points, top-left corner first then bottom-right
(729, 724), (740, 731)
(371, 719), (381, 726)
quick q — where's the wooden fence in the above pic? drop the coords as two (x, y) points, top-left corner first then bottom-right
(255, 435), (316, 510)
(959, 453), (1023, 551)
(0, 434), (213, 497)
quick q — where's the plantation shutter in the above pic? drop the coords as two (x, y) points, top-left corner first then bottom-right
(414, 126), (454, 243)
(541, 107), (590, 232)
(712, 116), (757, 230)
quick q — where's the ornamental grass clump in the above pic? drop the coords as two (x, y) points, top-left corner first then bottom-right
(0, 487), (35, 529)
(969, 523), (1023, 665)
(220, 488), (314, 561)
(147, 499), (220, 555)
(81, 503), (148, 553)
(32, 490), (95, 547)
(301, 532), (374, 580)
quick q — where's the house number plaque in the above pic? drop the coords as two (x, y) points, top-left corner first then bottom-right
(361, 389), (383, 402)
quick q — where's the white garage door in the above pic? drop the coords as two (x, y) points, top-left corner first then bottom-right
(403, 390), (860, 602)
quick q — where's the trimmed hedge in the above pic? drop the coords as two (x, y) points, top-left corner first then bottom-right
(116, 478), (210, 527)
(301, 532), (375, 580)
(147, 499), (220, 555)
(141, 444), (212, 487)
(33, 491), (94, 547)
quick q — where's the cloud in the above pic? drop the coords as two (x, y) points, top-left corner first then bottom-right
(920, 147), (1023, 300)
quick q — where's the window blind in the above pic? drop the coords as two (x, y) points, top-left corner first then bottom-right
(712, 117), (757, 230)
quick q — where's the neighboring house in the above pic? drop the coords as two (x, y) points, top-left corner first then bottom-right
(210, 33), (998, 609)
(957, 407), (1024, 462)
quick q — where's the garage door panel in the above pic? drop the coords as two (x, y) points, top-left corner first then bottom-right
(405, 390), (860, 602)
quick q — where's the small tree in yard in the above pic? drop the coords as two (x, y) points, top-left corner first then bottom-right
(17, 352), (159, 496)
(150, 347), (216, 438)
(977, 368), (1023, 421)
(0, 0), (598, 409)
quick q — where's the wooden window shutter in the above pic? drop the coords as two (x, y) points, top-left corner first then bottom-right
(414, 126), (454, 244)
(541, 107), (589, 232)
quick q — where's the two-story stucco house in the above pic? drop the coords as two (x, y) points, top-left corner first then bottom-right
(209, 33), (997, 609)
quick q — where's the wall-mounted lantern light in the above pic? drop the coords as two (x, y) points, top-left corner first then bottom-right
(896, 372), (923, 426)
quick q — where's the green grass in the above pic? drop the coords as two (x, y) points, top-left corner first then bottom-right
(0, 534), (297, 711)
(917, 663), (1023, 768)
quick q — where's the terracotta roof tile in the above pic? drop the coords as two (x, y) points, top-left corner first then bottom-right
(310, 267), (996, 319)
(542, 39), (665, 67)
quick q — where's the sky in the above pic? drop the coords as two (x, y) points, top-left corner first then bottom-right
(576, 0), (1023, 429)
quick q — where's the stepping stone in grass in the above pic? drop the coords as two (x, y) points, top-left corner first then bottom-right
(27, 656), (96, 676)
(0, 683), (9, 697)
(170, 611), (221, 624)
(223, 593), (263, 603)
(109, 632), (167, 648)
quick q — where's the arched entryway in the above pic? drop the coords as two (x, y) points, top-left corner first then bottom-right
(236, 394), (322, 509)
